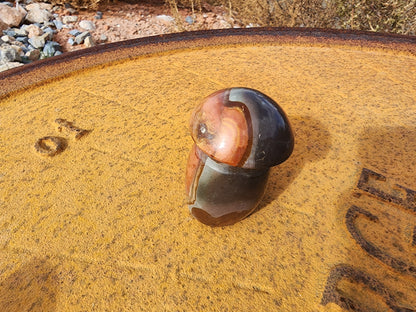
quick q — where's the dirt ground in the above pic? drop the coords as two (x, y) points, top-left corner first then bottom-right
(53, 1), (241, 52)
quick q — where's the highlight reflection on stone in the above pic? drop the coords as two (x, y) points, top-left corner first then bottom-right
(186, 88), (294, 226)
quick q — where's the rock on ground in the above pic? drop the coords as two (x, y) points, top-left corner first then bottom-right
(0, 46), (20, 62)
(79, 20), (96, 31)
(62, 15), (78, 24)
(0, 19), (8, 32)
(0, 3), (26, 27)
(0, 1), (239, 73)
(25, 24), (43, 38)
(25, 3), (53, 24)
(0, 60), (24, 71)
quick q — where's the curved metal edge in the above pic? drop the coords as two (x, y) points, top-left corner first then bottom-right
(1, 27), (415, 99)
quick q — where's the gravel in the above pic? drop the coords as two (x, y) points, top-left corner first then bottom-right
(25, 3), (53, 24)
(0, 1), (62, 71)
(79, 20), (95, 31)
(28, 34), (47, 48)
(185, 16), (194, 25)
(0, 1), (240, 73)
(95, 11), (103, 20)
(42, 40), (61, 57)
(25, 48), (39, 60)
(0, 60), (23, 71)
(0, 46), (19, 62)
(83, 35), (94, 47)
(53, 20), (64, 30)
(99, 34), (107, 42)
(74, 31), (90, 45)
(26, 24), (43, 38)
(62, 15), (78, 24)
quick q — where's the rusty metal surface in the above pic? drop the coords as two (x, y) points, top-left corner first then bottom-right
(1, 28), (416, 98)
(1, 28), (416, 311)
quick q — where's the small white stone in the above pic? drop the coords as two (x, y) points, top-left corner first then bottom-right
(79, 20), (96, 31)
(25, 3), (53, 24)
(75, 31), (90, 44)
(26, 24), (43, 38)
(10, 44), (24, 56)
(0, 61), (24, 73)
(0, 47), (20, 62)
(28, 34), (46, 49)
(62, 15), (78, 24)
(156, 15), (175, 26)
(13, 27), (27, 36)
(1, 35), (13, 42)
(84, 36), (95, 48)
(26, 3), (53, 11)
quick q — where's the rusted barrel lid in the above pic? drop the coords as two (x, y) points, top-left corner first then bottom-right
(0, 29), (415, 311)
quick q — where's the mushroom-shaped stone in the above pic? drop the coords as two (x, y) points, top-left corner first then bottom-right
(185, 88), (294, 226)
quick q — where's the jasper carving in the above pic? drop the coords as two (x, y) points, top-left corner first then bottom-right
(185, 88), (294, 226)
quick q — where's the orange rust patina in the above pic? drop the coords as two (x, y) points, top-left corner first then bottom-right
(0, 29), (416, 311)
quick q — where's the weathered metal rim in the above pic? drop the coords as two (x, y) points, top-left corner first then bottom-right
(1, 27), (415, 99)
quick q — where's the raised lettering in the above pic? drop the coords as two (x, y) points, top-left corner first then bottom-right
(34, 136), (67, 157)
(321, 264), (413, 311)
(55, 118), (90, 140)
(413, 226), (416, 247)
(357, 168), (416, 213)
(346, 205), (416, 277)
